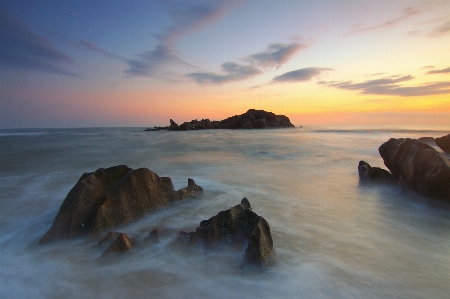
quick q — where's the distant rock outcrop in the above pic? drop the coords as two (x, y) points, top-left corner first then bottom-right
(418, 137), (436, 145)
(38, 165), (204, 244)
(188, 198), (273, 266)
(435, 134), (450, 153)
(145, 109), (295, 131)
(379, 138), (450, 202)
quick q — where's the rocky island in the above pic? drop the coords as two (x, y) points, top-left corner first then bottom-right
(145, 109), (295, 131)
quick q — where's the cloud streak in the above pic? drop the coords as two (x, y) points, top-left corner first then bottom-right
(427, 67), (450, 74)
(75, 40), (124, 60)
(125, 0), (241, 76)
(344, 6), (421, 37)
(247, 43), (307, 69)
(272, 67), (333, 83)
(0, 12), (76, 76)
(188, 42), (307, 84)
(320, 75), (450, 96)
(188, 62), (261, 84)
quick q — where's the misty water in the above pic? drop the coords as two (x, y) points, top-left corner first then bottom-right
(1, 127), (449, 299)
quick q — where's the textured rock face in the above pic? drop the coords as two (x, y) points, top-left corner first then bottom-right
(358, 161), (394, 182)
(39, 165), (204, 244)
(379, 138), (450, 201)
(189, 198), (273, 266)
(100, 233), (133, 257)
(435, 134), (450, 153)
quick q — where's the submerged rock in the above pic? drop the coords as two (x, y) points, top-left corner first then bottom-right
(100, 233), (133, 258)
(379, 138), (450, 202)
(189, 198), (273, 266)
(435, 134), (450, 153)
(38, 165), (204, 244)
(358, 161), (394, 182)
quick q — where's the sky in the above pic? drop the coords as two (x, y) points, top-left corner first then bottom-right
(0, 0), (449, 128)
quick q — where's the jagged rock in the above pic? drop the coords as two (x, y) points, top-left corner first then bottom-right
(358, 161), (394, 182)
(101, 233), (133, 257)
(435, 134), (450, 153)
(169, 119), (178, 127)
(189, 198), (273, 266)
(38, 165), (204, 244)
(379, 138), (450, 201)
(146, 228), (162, 243)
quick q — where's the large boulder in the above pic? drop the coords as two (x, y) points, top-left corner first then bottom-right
(189, 198), (273, 266)
(39, 165), (204, 244)
(379, 138), (450, 201)
(358, 161), (394, 182)
(435, 134), (450, 153)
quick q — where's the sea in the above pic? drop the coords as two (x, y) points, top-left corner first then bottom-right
(0, 126), (449, 299)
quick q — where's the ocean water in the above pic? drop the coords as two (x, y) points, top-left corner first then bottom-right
(0, 126), (449, 299)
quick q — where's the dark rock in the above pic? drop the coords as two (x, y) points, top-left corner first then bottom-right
(241, 122), (254, 129)
(39, 165), (204, 244)
(435, 134), (450, 153)
(169, 119), (178, 127)
(189, 198), (273, 266)
(101, 233), (133, 257)
(379, 138), (450, 201)
(145, 228), (162, 243)
(253, 118), (266, 129)
(358, 161), (394, 182)
(180, 122), (191, 130)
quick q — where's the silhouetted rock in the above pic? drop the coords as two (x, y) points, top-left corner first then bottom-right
(358, 161), (394, 182)
(379, 138), (450, 202)
(435, 134), (450, 153)
(38, 165), (204, 244)
(101, 233), (133, 257)
(189, 198), (273, 266)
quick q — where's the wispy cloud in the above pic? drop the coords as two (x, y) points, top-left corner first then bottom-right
(320, 75), (450, 96)
(247, 43), (307, 68)
(0, 12), (76, 76)
(271, 67), (333, 83)
(429, 20), (450, 37)
(188, 62), (261, 84)
(188, 41), (307, 85)
(75, 40), (124, 60)
(344, 6), (421, 37)
(427, 67), (450, 74)
(126, 0), (241, 76)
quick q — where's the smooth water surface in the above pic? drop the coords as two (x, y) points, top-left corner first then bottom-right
(1, 127), (449, 299)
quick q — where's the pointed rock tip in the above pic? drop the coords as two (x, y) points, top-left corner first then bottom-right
(241, 197), (252, 211)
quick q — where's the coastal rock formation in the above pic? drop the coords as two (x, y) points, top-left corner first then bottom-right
(100, 233), (133, 258)
(39, 165), (204, 244)
(358, 161), (394, 182)
(379, 138), (450, 201)
(435, 134), (450, 153)
(146, 109), (295, 131)
(418, 137), (435, 145)
(189, 198), (273, 266)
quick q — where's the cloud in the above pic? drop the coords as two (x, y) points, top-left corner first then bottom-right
(76, 40), (124, 60)
(247, 43), (308, 68)
(344, 6), (421, 37)
(321, 75), (450, 96)
(429, 20), (450, 37)
(271, 67), (333, 83)
(126, 0), (241, 76)
(427, 67), (450, 74)
(188, 62), (261, 84)
(0, 12), (76, 76)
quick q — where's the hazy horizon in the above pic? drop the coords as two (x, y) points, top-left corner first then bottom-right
(1, 0), (449, 129)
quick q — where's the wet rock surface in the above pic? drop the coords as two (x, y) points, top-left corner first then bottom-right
(188, 198), (274, 266)
(379, 138), (450, 202)
(39, 165), (204, 244)
(435, 134), (450, 153)
(358, 161), (395, 183)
